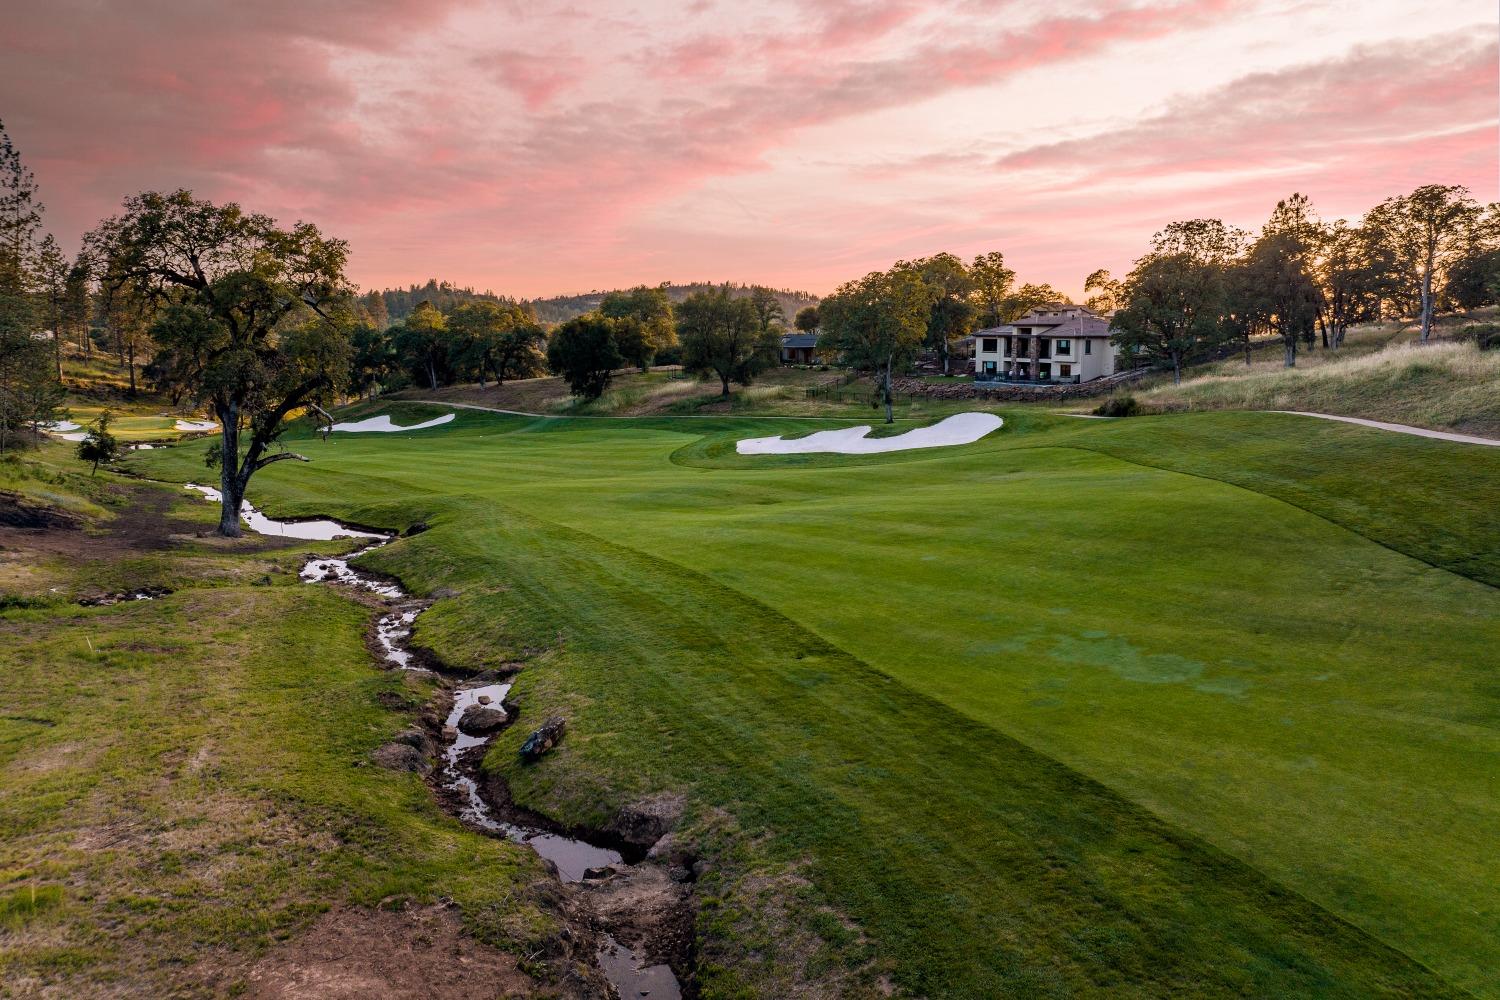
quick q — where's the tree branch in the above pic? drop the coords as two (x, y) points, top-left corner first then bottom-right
(254, 451), (309, 471)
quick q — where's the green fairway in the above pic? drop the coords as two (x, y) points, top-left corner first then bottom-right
(126, 405), (1500, 997)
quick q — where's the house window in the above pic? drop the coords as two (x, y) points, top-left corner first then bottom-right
(1055, 339), (1070, 355)
(1060, 364), (1071, 377)
(982, 360), (996, 374)
(1084, 340), (1092, 355)
(981, 338), (997, 353)
(1039, 363), (1051, 380)
(1003, 336), (1012, 355)
(1039, 339), (1051, 359)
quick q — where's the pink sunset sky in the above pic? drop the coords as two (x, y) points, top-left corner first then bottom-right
(3, 0), (1496, 299)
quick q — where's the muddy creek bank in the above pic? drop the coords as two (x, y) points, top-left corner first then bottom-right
(188, 489), (690, 999)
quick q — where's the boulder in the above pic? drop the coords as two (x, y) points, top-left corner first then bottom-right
(581, 865), (615, 881)
(519, 716), (566, 761)
(370, 742), (429, 775)
(607, 792), (685, 851)
(458, 704), (507, 735)
(391, 728), (432, 754)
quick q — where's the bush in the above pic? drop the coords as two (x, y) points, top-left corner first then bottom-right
(1469, 323), (1500, 351)
(1094, 395), (1143, 417)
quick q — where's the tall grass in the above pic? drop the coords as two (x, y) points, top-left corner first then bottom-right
(1143, 340), (1500, 435)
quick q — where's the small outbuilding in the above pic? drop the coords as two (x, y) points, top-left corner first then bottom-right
(780, 332), (819, 365)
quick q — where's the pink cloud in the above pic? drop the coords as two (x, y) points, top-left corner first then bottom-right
(2, 0), (1494, 298)
(478, 50), (582, 110)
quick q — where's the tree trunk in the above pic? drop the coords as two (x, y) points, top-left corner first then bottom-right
(1284, 334), (1296, 368)
(1171, 352), (1181, 385)
(127, 340), (137, 396)
(427, 359), (439, 391)
(1420, 265), (1433, 341)
(883, 360), (894, 424)
(1243, 334), (1251, 366)
(941, 343), (950, 376)
(720, 372), (731, 397)
(216, 406), (243, 538)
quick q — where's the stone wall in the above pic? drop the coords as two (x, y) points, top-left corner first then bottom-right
(891, 368), (1151, 402)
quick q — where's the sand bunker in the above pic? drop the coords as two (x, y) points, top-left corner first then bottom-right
(43, 420), (87, 441)
(330, 413), (456, 433)
(174, 419), (217, 432)
(737, 412), (1002, 455)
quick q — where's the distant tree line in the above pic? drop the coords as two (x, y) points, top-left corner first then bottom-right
(359, 278), (819, 329)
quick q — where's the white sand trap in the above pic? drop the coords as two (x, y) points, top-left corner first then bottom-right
(175, 419), (218, 432)
(737, 412), (1002, 455)
(43, 420), (88, 441)
(330, 413), (456, 433)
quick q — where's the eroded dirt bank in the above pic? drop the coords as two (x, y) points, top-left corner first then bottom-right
(298, 522), (696, 1000)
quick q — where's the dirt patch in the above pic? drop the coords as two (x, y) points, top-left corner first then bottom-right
(579, 862), (696, 971)
(0, 490), (81, 530)
(240, 904), (541, 999)
(0, 479), (310, 599)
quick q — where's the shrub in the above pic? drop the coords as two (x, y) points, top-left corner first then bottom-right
(1469, 323), (1500, 351)
(1094, 395), (1143, 417)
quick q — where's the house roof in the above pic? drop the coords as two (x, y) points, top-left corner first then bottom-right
(976, 308), (1114, 339)
(781, 333), (819, 348)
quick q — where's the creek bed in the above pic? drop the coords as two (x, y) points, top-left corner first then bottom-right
(185, 486), (683, 999)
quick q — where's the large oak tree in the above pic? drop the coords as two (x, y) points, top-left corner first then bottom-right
(676, 287), (779, 397)
(819, 267), (934, 423)
(87, 190), (353, 536)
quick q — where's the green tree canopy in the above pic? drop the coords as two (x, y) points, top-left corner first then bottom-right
(600, 285), (675, 372)
(1112, 251), (1226, 385)
(75, 410), (120, 475)
(87, 189), (354, 536)
(449, 299), (544, 388)
(969, 251), (1015, 328)
(1239, 231), (1322, 367)
(794, 305), (820, 332)
(676, 286), (779, 397)
(819, 267), (934, 423)
(0, 118), (65, 451)
(1365, 184), (1481, 341)
(392, 300), (450, 391)
(546, 313), (623, 400)
(900, 253), (974, 375)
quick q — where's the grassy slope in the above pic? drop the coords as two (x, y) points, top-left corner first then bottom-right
(1133, 314), (1500, 437)
(0, 464), (566, 995)
(128, 404), (1500, 996)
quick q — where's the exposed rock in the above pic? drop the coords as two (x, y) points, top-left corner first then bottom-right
(391, 728), (432, 754)
(520, 716), (566, 761)
(458, 704), (507, 734)
(477, 694), (492, 705)
(370, 742), (430, 775)
(607, 792), (685, 851)
(582, 865), (616, 881)
(404, 521), (430, 536)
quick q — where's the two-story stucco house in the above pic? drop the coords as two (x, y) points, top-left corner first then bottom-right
(972, 306), (1118, 383)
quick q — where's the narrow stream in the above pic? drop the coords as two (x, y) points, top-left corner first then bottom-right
(186, 485), (681, 999)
